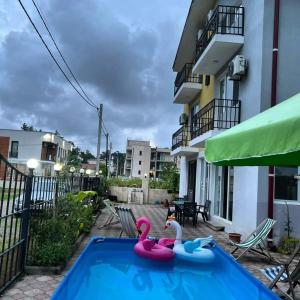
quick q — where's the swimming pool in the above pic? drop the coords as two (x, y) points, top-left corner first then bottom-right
(52, 237), (279, 300)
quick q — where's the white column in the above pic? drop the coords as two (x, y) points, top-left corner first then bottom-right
(179, 156), (188, 197)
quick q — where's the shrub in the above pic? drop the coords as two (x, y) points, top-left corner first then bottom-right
(278, 236), (299, 255)
(107, 178), (142, 188)
(28, 193), (95, 266)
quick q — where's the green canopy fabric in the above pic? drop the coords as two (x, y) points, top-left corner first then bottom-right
(205, 93), (300, 166)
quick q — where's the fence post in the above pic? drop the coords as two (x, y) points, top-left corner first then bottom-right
(20, 169), (33, 269)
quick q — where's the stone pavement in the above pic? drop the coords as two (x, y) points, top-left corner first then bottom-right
(1, 204), (300, 299)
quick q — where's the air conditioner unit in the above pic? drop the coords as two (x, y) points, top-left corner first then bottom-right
(179, 113), (188, 125)
(197, 29), (203, 40)
(228, 55), (248, 80)
(207, 10), (214, 22)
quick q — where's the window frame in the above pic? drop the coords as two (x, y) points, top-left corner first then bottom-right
(10, 141), (19, 158)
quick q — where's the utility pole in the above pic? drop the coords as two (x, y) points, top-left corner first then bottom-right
(116, 151), (119, 178)
(108, 141), (112, 178)
(105, 133), (109, 178)
(96, 104), (103, 173)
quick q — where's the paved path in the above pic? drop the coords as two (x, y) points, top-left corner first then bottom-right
(1, 204), (299, 299)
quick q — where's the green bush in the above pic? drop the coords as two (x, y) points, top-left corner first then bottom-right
(28, 193), (94, 267)
(278, 236), (299, 255)
(107, 178), (142, 188)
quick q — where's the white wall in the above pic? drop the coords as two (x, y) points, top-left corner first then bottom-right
(227, 167), (261, 239)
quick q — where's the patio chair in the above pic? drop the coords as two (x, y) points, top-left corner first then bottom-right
(182, 202), (197, 227)
(115, 206), (140, 238)
(98, 199), (120, 229)
(230, 218), (276, 261)
(260, 242), (300, 300)
(196, 200), (211, 222)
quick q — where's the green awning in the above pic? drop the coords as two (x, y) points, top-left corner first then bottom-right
(205, 93), (300, 166)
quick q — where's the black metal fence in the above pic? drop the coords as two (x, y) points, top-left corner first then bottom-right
(195, 5), (244, 61)
(191, 98), (241, 139)
(174, 63), (203, 96)
(172, 126), (190, 151)
(0, 154), (101, 293)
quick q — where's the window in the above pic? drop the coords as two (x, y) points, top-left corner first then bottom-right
(10, 141), (19, 158)
(139, 161), (142, 165)
(138, 170), (141, 175)
(275, 167), (298, 201)
(139, 151), (142, 156)
(205, 75), (210, 86)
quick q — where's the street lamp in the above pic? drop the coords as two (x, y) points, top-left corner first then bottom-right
(27, 159), (38, 174)
(79, 168), (85, 190)
(99, 170), (103, 175)
(144, 173), (148, 179)
(54, 163), (62, 174)
(69, 167), (76, 193)
(69, 166), (76, 173)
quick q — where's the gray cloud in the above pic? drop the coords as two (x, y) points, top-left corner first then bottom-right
(0, 0), (189, 153)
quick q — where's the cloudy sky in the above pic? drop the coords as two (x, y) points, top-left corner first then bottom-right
(0, 0), (189, 154)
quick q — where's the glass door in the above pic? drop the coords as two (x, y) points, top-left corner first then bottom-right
(214, 166), (234, 221)
(187, 160), (197, 202)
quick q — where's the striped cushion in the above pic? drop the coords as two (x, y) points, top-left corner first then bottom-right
(260, 266), (288, 282)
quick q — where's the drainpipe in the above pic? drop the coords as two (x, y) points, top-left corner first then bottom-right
(268, 0), (280, 239)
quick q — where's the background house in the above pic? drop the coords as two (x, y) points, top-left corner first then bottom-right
(0, 129), (73, 176)
(124, 140), (174, 179)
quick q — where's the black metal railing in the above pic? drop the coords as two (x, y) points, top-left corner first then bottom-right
(174, 63), (203, 96)
(0, 153), (101, 293)
(195, 5), (244, 61)
(191, 98), (241, 139)
(172, 126), (190, 151)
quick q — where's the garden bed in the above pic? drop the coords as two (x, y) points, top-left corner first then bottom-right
(25, 192), (103, 274)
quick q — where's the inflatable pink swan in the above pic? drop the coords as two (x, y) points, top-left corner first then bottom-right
(134, 217), (174, 261)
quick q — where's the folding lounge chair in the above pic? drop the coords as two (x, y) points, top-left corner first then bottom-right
(98, 199), (120, 229)
(115, 206), (140, 238)
(230, 218), (276, 261)
(260, 242), (300, 300)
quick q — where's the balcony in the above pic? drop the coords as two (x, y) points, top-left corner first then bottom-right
(190, 98), (241, 147)
(174, 63), (203, 104)
(171, 126), (198, 157)
(193, 5), (244, 75)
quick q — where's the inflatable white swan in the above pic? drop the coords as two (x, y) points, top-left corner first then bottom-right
(165, 218), (215, 263)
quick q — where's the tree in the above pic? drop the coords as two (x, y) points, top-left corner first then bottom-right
(111, 152), (125, 176)
(160, 163), (179, 193)
(21, 123), (37, 131)
(67, 147), (81, 167)
(80, 150), (95, 163)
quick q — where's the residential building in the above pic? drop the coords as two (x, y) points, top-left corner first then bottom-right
(0, 129), (73, 176)
(124, 140), (173, 179)
(171, 0), (300, 243)
(150, 147), (174, 179)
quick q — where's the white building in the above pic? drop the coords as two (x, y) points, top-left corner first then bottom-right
(124, 140), (174, 179)
(171, 0), (300, 244)
(0, 129), (73, 176)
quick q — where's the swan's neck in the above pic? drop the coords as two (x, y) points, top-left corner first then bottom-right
(139, 222), (150, 241)
(173, 222), (182, 245)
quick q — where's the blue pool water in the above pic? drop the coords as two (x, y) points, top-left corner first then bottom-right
(52, 237), (279, 300)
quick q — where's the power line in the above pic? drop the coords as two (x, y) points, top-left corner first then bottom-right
(17, 0), (98, 109)
(31, 0), (97, 109)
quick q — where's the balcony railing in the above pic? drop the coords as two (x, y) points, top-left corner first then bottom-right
(174, 63), (203, 96)
(191, 98), (241, 139)
(172, 126), (190, 151)
(195, 5), (244, 62)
